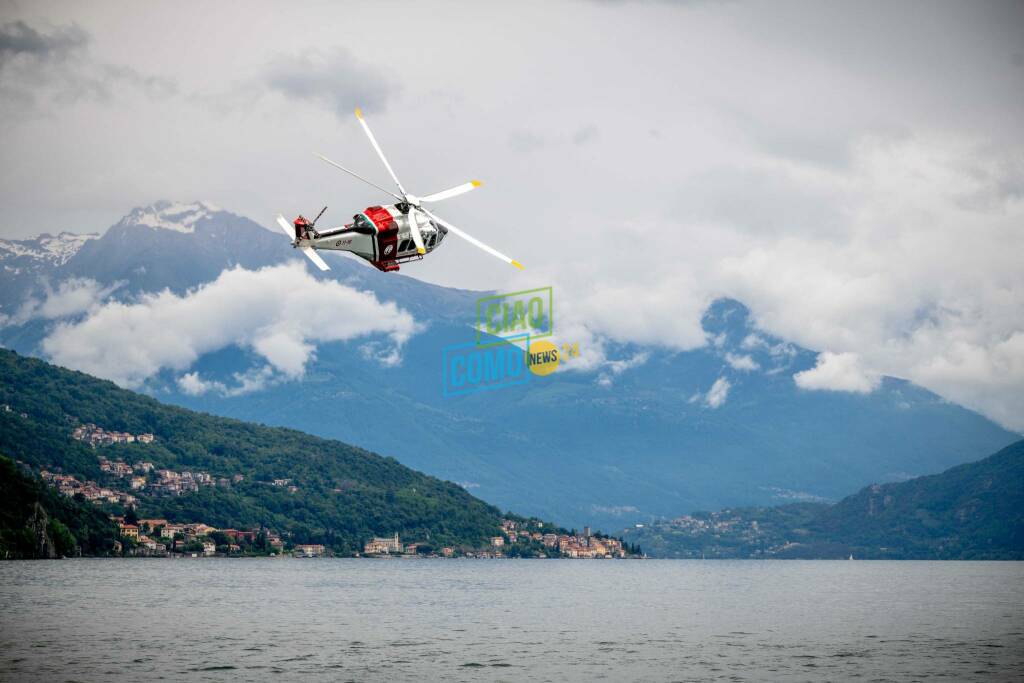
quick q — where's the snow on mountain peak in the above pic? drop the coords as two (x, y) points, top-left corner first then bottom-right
(118, 200), (220, 234)
(0, 231), (99, 267)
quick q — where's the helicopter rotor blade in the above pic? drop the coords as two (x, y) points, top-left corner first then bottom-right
(275, 214), (331, 271)
(408, 208), (426, 255)
(421, 180), (483, 203)
(313, 153), (404, 203)
(420, 208), (523, 270)
(300, 246), (331, 271)
(355, 108), (408, 199)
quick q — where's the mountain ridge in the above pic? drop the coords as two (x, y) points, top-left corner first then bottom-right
(623, 439), (1024, 559)
(0, 201), (1017, 529)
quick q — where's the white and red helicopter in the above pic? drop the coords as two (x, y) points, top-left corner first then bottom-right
(276, 108), (523, 273)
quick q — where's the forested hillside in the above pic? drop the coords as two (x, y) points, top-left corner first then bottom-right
(811, 439), (1024, 558)
(0, 349), (507, 554)
(625, 440), (1024, 560)
(0, 456), (118, 558)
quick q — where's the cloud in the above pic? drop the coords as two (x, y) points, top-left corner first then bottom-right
(741, 334), (765, 349)
(705, 377), (731, 408)
(177, 366), (278, 397)
(794, 351), (880, 394)
(509, 130), (547, 152)
(511, 125), (602, 152)
(572, 125), (600, 146)
(262, 48), (395, 118)
(535, 130), (1024, 427)
(1, 277), (121, 327)
(3, 2), (1024, 429)
(42, 262), (419, 387)
(0, 20), (87, 62)
(0, 19), (175, 115)
(359, 340), (405, 368)
(595, 351), (650, 386)
(176, 371), (226, 396)
(537, 307), (654, 384)
(725, 352), (758, 371)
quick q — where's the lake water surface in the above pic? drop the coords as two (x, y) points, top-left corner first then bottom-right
(1, 559), (1022, 681)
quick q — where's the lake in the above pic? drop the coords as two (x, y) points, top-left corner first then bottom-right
(1, 559), (1022, 681)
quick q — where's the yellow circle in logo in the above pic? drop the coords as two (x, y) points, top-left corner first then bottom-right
(527, 340), (560, 376)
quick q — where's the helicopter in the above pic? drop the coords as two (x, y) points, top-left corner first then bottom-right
(276, 108), (523, 273)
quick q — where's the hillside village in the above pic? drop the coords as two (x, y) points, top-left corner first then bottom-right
(42, 449), (245, 505)
(72, 423), (154, 447)
(110, 516), (299, 557)
(29, 418), (640, 559)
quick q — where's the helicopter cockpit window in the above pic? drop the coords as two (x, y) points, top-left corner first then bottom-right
(398, 239), (410, 253)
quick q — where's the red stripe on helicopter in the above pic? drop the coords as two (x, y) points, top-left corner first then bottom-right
(364, 206), (396, 232)
(365, 205), (399, 266)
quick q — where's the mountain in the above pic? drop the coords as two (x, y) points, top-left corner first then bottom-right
(0, 201), (1018, 529)
(0, 348), (518, 553)
(622, 439), (1024, 559)
(0, 231), (98, 312)
(0, 230), (97, 269)
(165, 297), (1017, 529)
(0, 200), (478, 323)
(62, 201), (292, 296)
(809, 439), (1024, 557)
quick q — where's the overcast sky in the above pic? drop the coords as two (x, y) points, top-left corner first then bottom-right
(1, 0), (1023, 429)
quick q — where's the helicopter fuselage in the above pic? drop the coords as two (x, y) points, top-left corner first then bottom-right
(295, 204), (447, 272)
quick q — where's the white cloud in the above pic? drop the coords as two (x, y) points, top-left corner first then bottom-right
(42, 262), (419, 387)
(606, 352), (650, 374)
(794, 352), (880, 394)
(594, 351), (650, 387)
(1, 277), (121, 327)
(176, 366), (279, 397)
(359, 340), (405, 368)
(176, 371), (225, 396)
(533, 132), (1024, 428)
(3, 3), (1023, 429)
(741, 334), (765, 350)
(725, 352), (759, 372)
(705, 377), (731, 408)
(223, 366), (278, 396)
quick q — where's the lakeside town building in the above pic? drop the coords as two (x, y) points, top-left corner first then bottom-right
(294, 544), (326, 557)
(364, 533), (403, 554)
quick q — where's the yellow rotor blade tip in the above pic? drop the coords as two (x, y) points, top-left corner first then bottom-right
(471, 180), (483, 188)
(417, 248), (426, 255)
(511, 260), (524, 270)
(355, 107), (363, 119)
